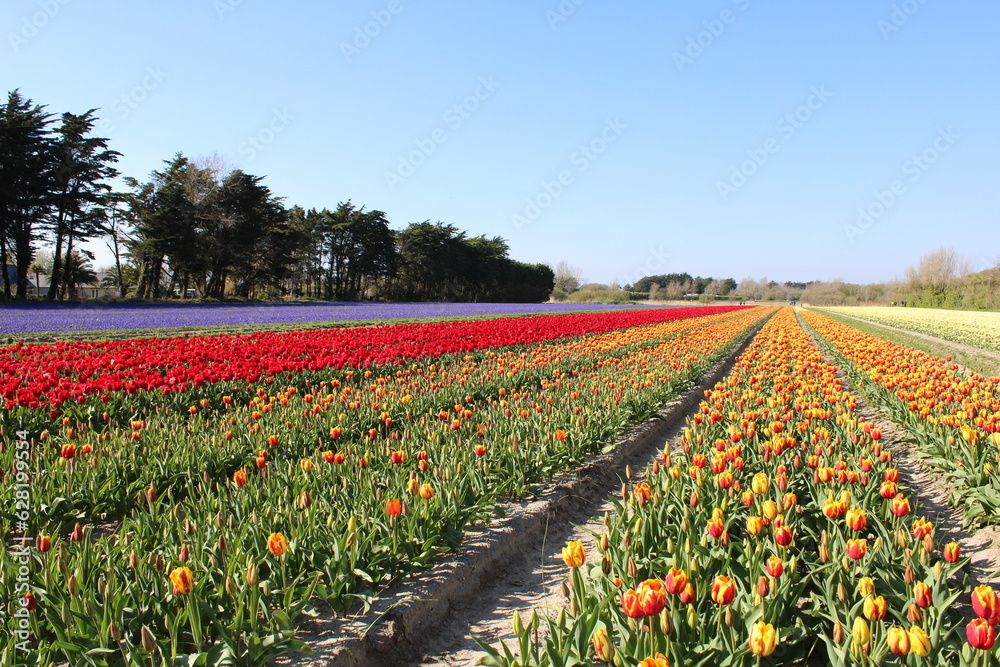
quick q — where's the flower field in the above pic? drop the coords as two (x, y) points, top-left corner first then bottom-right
(480, 308), (1000, 666)
(1, 305), (771, 665)
(820, 307), (1000, 354)
(0, 301), (661, 336)
(801, 310), (1000, 527)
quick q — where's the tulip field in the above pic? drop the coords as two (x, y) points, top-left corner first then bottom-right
(3, 304), (999, 666)
(819, 307), (1000, 354)
(1, 305), (770, 665)
(479, 308), (1000, 666)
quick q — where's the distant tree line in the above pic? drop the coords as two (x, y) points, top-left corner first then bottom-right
(0, 90), (553, 303)
(799, 247), (1000, 310)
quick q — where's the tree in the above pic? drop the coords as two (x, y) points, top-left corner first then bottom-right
(46, 109), (120, 301)
(61, 249), (98, 299)
(28, 249), (51, 297)
(316, 202), (398, 300)
(552, 262), (583, 298)
(0, 90), (54, 301)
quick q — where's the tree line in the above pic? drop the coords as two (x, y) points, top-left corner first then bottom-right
(0, 90), (553, 303)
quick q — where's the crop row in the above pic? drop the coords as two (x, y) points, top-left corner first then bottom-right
(1, 308), (771, 665)
(0, 305), (746, 413)
(802, 309), (1000, 527)
(482, 308), (999, 666)
(820, 307), (1000, 354)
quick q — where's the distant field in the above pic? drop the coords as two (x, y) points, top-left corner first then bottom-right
(820, 306), (1000, 353)
(0, 301), (667, 336)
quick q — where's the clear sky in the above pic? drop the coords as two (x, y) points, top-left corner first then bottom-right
(7, 0), (998, 286)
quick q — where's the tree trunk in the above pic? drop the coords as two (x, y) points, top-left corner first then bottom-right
(48, 213), (66, 301)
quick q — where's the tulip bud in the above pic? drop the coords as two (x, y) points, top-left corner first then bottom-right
(67, 574), (77, 596)
(602, 555), (611, 575)
(904, 564), (914, 585)
(561, 580), (570, 599)
(225, 576), (237, 596)
(757, 576), (770, 598)
(851, 617), (871, 656)
(246, 561), (258, 587)
(179, 544), (189, 563)
(109, 620), (121, 641)
(838, 582), (848, 603)
(591, 627), (615, 662)
(625, 465), (632, 480)
(686, 605), (698, 630)
(217, 534), (227, 553)
(129, 550), (139, 570)
(627, 556), (637, 579)
(660, 608), (673, 635)
(908, 604), (922, 624)
(819, 531), (830, 563)
(512, 610), (525, 636)
(833, 620), (844, 645)
(140, 625), (156, 652)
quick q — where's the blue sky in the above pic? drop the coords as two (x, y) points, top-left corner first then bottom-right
(7, 0), (998, 286)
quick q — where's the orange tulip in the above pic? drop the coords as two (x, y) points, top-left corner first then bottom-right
(385, 498), (403, 517)
(886, 626), (910, 656)
(846, 538), (867, 560)
(232, 470), (248, 487)
(966, 618), (997, 651)
(636, 579), (667, 616)
(169, 566), (194, 595)
(638, 654), (671, 667)
(633, 482), (653, 506)
(419, 483), (435, 500)
(773, 525), (793, 548)
(908, 626), (930, 657)
(765, 556), (784, 578)
(710, 575), (736, 605)
(942, 541), (960, 563)
(60, 443), (76, 459)
(972, 585), (999, 624)
(845, 508), (867, 532)
(562, 540), (585, 568)
(267, 532), (288, 557)
(746, 516), (765, 536)
(863, 595), (887, 621)
(913, 581), (932, 608)
(664, 568), (688, 595)
(891, 496), (910, 517)
(748, 621), (777, 656)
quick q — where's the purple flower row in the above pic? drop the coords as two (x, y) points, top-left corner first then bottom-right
(0, 302), (661, 335)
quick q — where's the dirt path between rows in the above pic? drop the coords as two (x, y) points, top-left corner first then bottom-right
(816, 309), (1000, 367)
(278, 322), (768, 667)
(797, 312), (1000, 599)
